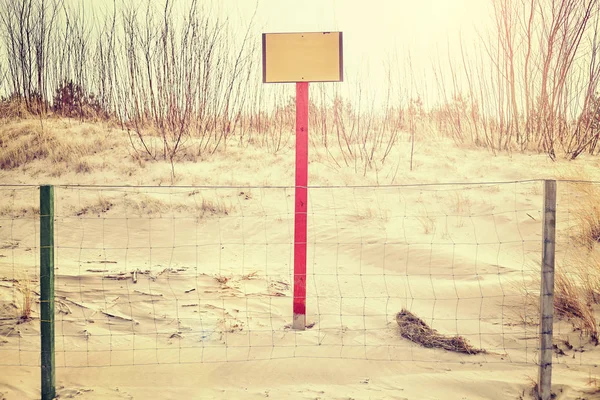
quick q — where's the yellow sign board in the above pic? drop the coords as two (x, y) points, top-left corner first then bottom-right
(262, 32), (343, 83)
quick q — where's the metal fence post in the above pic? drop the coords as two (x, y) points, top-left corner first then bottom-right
(538, 180), (556, 400)
(40, 185), (55, 400)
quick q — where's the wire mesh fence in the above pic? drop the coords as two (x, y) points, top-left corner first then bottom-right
(4, 179), (600, 398)
(0, 185), (40, 367)
(0, 180), (557, 370)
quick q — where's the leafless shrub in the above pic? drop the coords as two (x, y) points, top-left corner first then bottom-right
(52, 80), (109, 120)
(2, 0), (600, 166)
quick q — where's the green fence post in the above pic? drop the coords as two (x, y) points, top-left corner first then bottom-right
(40, 185), (55, 400)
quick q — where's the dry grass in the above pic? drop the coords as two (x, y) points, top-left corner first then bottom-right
(519, 178), (600, 342)
(197, 198), (232, 217)
(352, 207), (377, 221)
(352, 205), (390, 222)
(546, 180), (600, 342)
(0, 123), (53, 169)
(453, 192), (472, 227)
(517, 250), (600, 344)
(572, 249), (600, 305)
(0, 96), (30, 121)
(120, 193), (232, 218)
(0, 204), (39, 218)
(518, 256), (600, 342)
(75, 160), (92, 174)
(0, 275), (34, 324)
(0, 276), (33, 345)
(569, 183), (600, 250)
(396, 309), (483, 354)
(417, 215), (436, 234)
(526, 376), (557, 400)
(74, 196), (113, 216)
(579, 203), (600, 250)
(0, 121), (113, 173)
(453, 192), (472, 214)
(554, 269), (599, 343)
(123, 195), (168, 216)
(215, 275), (230, 285)
(16, 275), (33, 322)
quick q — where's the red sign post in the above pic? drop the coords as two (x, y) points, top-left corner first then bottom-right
(293, 82), (309, 329)
(262, 32), (343, 330)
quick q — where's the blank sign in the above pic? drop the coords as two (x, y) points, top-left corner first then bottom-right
(262, 32), (343, 83)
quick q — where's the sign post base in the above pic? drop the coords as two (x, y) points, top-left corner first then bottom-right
(292, 313), (306, 331)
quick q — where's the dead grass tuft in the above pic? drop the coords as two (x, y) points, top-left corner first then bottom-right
(0, 204), (39, 218)
(16, 275), (33, 322)
(75, 160), (92, 174)
(570, 183), (600, 249)
(198, 198), (231, 216)
(241, 271), (258, 280)
(544, 180), (600, 342)
(0, 123), (52, 169)
(352, 205), (390, 222)
(118, 193), (234, 218)
(215, 276), (230, 285)
(417, 215), (436, 234)
(396, 309), (484, 354)
(0, 94), (30, 121)
(1, 275), (34, 327)
(75, 196), (113, 216)
(123, 195), (169, 216)
(517, 254), (600, 344)
(581, 206), (600, 249)
(554, 271), (598, 341)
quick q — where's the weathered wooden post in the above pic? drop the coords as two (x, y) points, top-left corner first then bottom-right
(538, 179), (556, 400)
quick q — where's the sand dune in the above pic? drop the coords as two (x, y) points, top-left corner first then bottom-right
(1, 120), (600, 399)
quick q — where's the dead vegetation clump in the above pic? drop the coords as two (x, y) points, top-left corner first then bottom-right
(553, 269), (599, 343)
(547, 181), (600, 343)
(16, 277), (33, 323)
(123, 195), (168, 216)
(215, 275), (230, 286)
(74, 196), (113, 216)
(0, 275), (34, 337)
(77, 192), (234, 219)
(0, 205), (39, 218)
(52, 80), (111, 121)
(518, 252), (600, 344)
(0, 94), (30, 121)
(197, 198), (231, 217)
(396, 309), (484, 354)
(576, 249), (600, 305)
(0, 123), (54, 169)
(578, 202), (600, 250)
(570, 183), (600, 249)
(0, 121), (111, 171)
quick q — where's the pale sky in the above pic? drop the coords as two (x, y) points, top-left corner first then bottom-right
(84, 0), (492, 55)
(72, 0), (494, 107)
(219, 0), (492, 99)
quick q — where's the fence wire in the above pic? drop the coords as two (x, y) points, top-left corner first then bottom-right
(0, 185), (40, 367)
(0, 180), (579, 370)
